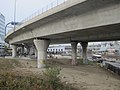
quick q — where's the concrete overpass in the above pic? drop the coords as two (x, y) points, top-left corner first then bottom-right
(5, 0), (120, 68)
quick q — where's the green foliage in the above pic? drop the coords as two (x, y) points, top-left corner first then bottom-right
(42, 67), (62, 90)
(77, 59), (97, 66)
(77, 59), (83, 65)
(33, 66), (72, 90)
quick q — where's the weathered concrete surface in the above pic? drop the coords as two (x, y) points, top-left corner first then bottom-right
(71, 42), (78, 65)
(11, 45), (17, 58)
(81, 42), (88, 64)
(33, 39), (50, 68)
(5, 0), (120, 45)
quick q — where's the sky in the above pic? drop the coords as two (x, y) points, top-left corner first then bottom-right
(0, 0), (60, 24)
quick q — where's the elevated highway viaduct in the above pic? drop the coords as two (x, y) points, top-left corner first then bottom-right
(5, 0), (120, 68)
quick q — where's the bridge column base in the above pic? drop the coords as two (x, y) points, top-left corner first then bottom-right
(71, 42), (78, 65)
(81, 42), (88, 64)
(33, 39), (50, 68)
(11, 45), (17, 58)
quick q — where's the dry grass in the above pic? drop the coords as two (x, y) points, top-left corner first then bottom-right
(0, 58), (76, 90)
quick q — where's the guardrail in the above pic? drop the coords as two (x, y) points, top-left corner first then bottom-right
(6, 0), (68, 35)
(104, 61), (120, 75)
(21, 0), (68, 24)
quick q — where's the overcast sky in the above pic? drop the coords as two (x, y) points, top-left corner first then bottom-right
(0, 0), (60, 24)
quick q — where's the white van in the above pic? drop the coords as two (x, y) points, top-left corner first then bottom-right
(92, 54), (102, 62)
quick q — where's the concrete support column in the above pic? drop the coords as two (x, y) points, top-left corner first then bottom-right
(26, 47), (30, 55)
(33, 39), (50, 68)
(28, 46), (34, 55)
(21, 45), (24, 55)
(34, 47), (38, 58)
(81, 42), (88, 64)
(11, 45), (17, 58)
(71, 42), (78, 65)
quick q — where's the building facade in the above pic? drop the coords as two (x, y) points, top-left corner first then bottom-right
(100, 41), (120, 55)
(0, 12), (5, 43)
(0, 42), (5, 56)
(0, 13), (5, 56)
(47, 45), (82, 56)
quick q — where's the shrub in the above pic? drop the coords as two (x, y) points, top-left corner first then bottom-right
(0, 67), (73, 90)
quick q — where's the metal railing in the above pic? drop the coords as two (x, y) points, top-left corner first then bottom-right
(21, 0), (68, 24)
(6, 0), (68, 35)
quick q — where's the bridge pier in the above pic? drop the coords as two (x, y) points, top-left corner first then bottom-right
(81, 42), (88, 64)
(27, 48), (30, 55)
(21, 45), (24, 55)
(25, 45), (30, 55)
(11, 45), (17, 58)
(34, 46), (38, 58)
(33, 39), (50, 68)
(71, 42), (78, 65)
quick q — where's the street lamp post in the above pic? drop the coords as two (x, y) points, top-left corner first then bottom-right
(4, 21), (20, 58)
(4, 0), (18, 36)
(5, 21), (20, 36)
(14, 0), (17, 31)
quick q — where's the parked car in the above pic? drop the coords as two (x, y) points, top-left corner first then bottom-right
(92, 54), (103, 63)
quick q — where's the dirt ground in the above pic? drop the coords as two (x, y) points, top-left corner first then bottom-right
(7, 58), (120, 90)
(60, 65), (120, 90)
